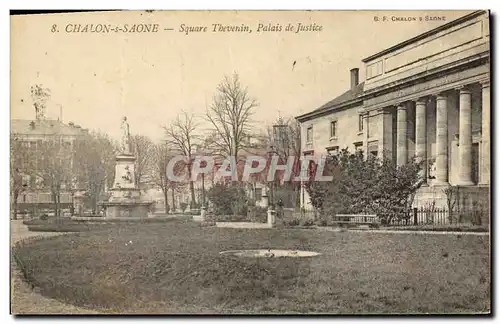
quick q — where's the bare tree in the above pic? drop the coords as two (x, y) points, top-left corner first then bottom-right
(150, 142), (187, 213)
(205, 73), (258, 161)
(261, 116), (302, 208)
(30, 136), (73, 218)
(130, 134), (154, 188)
(268, 116), (301, 160)
(73, 132), (117, 214)
(150, 143), (170, 213)
(10, 136), (30, 219)
(163, 111), (200, 208)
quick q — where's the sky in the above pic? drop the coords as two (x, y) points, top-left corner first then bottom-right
(10, 10), (473, 142)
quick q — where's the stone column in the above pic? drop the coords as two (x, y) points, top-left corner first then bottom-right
(378, 108), (393, 162)
(435, 94), (449, 185)
(480, 80), (490, 185)
(415, 98), (427, 184)
(396, 104), (408, 166)
(458, 87), (474, 186)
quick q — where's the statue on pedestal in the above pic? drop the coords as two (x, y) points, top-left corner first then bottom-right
(98, 116), (153, 219)
(120, 116), (131, 155)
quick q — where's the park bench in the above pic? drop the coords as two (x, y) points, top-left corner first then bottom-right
(332, 214), (380, 228)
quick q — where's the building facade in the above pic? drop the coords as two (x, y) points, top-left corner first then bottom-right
(11, 119), (87, 213)
(296, 11), (490, 209)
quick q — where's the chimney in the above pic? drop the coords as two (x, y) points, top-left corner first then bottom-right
(350, 68), (359, 90)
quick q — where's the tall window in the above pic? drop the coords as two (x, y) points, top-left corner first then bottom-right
(359, 115), (364, 132)
(306, 126), (313, 143)
(330, 121), (337, 138)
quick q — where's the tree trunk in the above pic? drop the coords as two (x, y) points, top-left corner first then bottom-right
(92, 185), (101, 215)
(52, 189), (60, 221)
(91, 195), (97, 215)
(201, 174), (205, 207)
(12, 190), (19, 220)
(56, 193), (61, 218)
(189, 181), (196, 208)
(88, 183), (94, 215)
(171, 188), (176, 211)
(187, 167), (197, 208)
(51, 190), (56, 217)
(294, 183), (301, 209)
(163, 188), (169, 213)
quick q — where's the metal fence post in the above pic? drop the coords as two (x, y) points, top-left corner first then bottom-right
(413, 207), (418, 225)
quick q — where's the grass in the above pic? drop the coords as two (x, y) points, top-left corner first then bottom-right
(13, 219), (490, 314)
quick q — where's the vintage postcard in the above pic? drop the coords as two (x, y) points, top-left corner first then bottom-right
(10, 10), (490, 315)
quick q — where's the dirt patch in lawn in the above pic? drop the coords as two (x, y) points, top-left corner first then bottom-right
(13, 221), (491, 314)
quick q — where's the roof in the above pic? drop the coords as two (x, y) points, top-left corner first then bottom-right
(296, 82), (365, 122)
(10, 119), (87, 136)
(362, 10), (487, 63)
(314, 82), (365, 113)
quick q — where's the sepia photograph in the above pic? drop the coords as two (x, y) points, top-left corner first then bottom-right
(9, 9), (491, 315)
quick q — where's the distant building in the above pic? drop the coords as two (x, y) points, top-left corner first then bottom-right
(10, 118), (88, 213)
(296, 11), (490, 209)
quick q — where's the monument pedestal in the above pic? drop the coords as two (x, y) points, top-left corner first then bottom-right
(104, 201), (152, 218)
(100, 153), (152, 219)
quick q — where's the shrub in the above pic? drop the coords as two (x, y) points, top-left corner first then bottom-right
(180, 202), (188, 212)
(282, 218), (300, 227)
(315, 218), (328, 227)
(305, 149), (423, 223)
(207, 183), (247, 216)
(231, 199), (247, 217)
(300, 218), (314, 227)
(203, 213), (217, 224)
(27, 225), (89, 232)
(246, 206), (268, 223)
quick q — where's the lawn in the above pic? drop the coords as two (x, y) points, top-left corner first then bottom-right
(13, 219), (490, 314)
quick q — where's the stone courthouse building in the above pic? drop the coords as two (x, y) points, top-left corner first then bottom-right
(296, 10), (490, 209)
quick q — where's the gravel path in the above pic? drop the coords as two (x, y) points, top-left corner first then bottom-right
(10, 220), (103, 315)
(216, 221), (271, 229)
